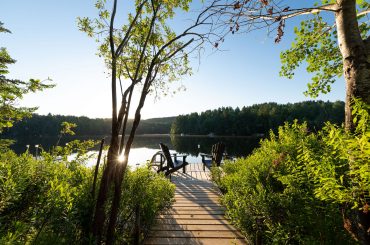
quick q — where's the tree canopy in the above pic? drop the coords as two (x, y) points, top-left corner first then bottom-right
(0, 22), (53, 133)
(206, 0), (370, 130)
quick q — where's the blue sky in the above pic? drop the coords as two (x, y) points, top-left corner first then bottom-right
(1, 0), (344, 119)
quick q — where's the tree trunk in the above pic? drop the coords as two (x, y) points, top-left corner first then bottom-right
(336, 0), (370, 131)
(105, 110), (145, 244)
(106, 163), (125, 245)
(336, 1), (370, 243)
(92, 59), (120, 244)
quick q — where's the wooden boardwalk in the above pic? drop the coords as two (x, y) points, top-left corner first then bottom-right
(145, 163), (247, 245)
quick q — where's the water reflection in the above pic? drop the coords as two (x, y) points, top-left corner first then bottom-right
(7, 134), (261, 165)
(170, 135), (260, 157)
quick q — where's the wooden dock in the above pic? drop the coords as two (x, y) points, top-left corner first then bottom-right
(144, 163), (247, 245)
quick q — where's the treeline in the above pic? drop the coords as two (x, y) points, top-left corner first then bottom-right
(1, 101), (345, 138)
(171, 101), (344, 136)
(1, 114), (175, 137)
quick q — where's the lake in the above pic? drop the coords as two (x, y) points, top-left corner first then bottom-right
(8, 134), (261, 167)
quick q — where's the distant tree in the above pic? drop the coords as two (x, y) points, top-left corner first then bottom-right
(206, 0), (369, 131)
(78, 0), (211, 243)
(171, 101), (345, 135)
(0, 22), (53, 134)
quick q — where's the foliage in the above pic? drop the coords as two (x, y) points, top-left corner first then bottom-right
(171, 100), (344, 135)
(305, 99), (370, 211)
(115, 167), (175, 243)
(56, 121), (77, 146)
(77, 0), (194, 101)
(0, 142), (174, 244)
(280, 15), (342, 97)
(0, 144), (95, 244)
(60, 122), (77, 136)
(280, 1), (370, 98)
(0, 22), (54, 133)
(212, 118), (360, 243)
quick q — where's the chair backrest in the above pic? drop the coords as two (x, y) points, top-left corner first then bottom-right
(212, 142), (225, 166)
(159, 143), (174, 168)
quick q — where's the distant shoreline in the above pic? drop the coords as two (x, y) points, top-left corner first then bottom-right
(135, 134), (263, 138)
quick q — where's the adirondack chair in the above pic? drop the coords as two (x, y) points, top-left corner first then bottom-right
(149, 150), (167, 173)
(150, 143), (189, 176)
(200, 142), (226, 171)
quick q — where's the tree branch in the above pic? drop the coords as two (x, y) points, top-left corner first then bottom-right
(115, 0), (148, 57)
(109, 0), (118, 57)
(358, 9), (370, 17)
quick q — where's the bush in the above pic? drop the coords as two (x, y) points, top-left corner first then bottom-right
(212, 120), (355, 244)
(115, 167), (175, 243)
(0, 141), (175, 244)
(0, 142), (95, 244)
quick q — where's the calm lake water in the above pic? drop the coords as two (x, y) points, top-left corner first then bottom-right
(9, 134), (261, 167)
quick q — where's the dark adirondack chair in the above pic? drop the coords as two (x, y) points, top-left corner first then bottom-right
(200, 142), (226, 171)
(150, 143), (188, 176)
(149, 150), (167, 173)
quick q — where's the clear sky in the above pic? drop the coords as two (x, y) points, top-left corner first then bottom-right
(1, 0), (344, 119)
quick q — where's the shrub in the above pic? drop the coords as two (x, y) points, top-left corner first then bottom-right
(0, 142), (175, 244)
(115, 167), (175, 243)
(0, 142), (95, 244)
(213, 121), (355, 244)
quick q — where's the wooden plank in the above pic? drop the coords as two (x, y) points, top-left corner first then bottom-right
(175, 199), (219, 204)
(174, 194), (220, 199)
(148, 230), (243, 238)
(144, 163), (246, 245)
(174, 191), (219, 195)
(144, 237), (246, 245)
(175, 189), (219, 193)
(164, 210), (225, 215)
(173, 202), (222, 206)
(176, 188), (216, 191)
(175, 196), (218, 199)
(175, 186), (217, 191)
(159, 214), (226, 220)
(175, 191), (218, 195)
(175, 192), (219, 196)
(174, 180), (213, 184)
(174, 198), (220, 202)
(155, 218), (230, 225)
(176, 184), (213, 187)
(150, 224), (238, 231)
(174, 187), (216, 191)
(175, 194), (219, 197)
(171, 208), (225, 213)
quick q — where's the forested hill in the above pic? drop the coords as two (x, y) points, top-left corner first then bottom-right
(1, 114), (176, 137)
(170, 101), (344, 136)
(2, 101), (344, 138)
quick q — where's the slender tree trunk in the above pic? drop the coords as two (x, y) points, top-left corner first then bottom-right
(92, 59), (120, 243)
(106, 105), (146, 244)
(92, 138), (105, 199)
(336, 0), (370, 131)
(336, 2), (370, 243)
(106, 165), (125, 245)
(92, 150), (112, 243)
